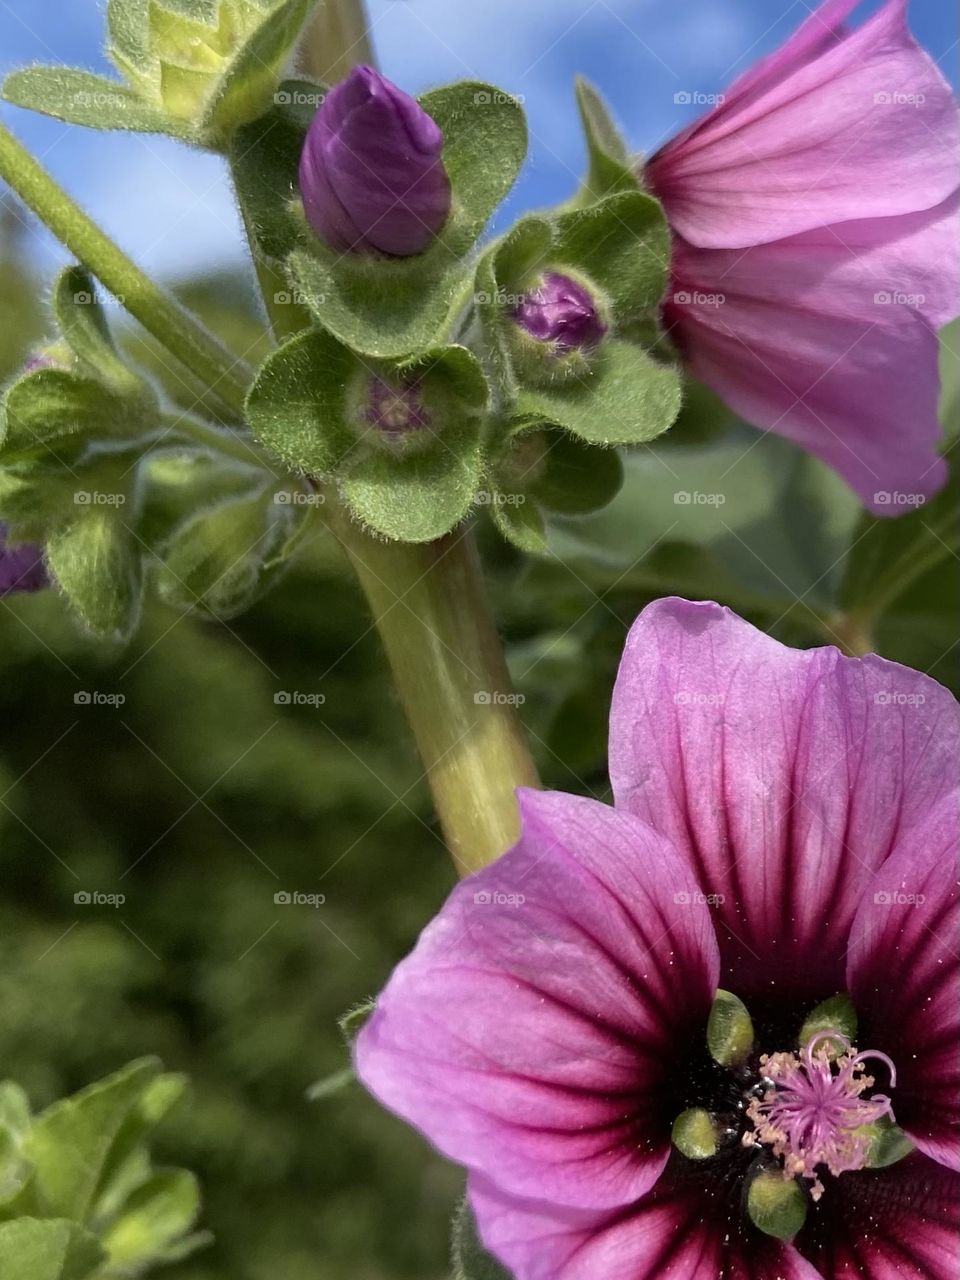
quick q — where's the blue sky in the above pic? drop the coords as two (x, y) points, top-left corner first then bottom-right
(1, 0), (957, 280)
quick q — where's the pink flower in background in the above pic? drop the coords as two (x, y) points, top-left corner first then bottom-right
(0, 522), (48, 596)
(356, 598), (960, 1279)
(646, 0), (960, 515)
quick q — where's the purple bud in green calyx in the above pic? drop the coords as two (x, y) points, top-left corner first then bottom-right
(0, 523), (48, 596)
(514, 273), (607, 352)
(365, 377), (431, 442)
(299, 66), (452, 257)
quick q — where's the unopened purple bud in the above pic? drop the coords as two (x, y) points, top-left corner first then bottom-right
(0, 524), (49, 596)
(299, 66), (452, 257)
(365, 378), (431, 441)
(514, 273), (607, 352)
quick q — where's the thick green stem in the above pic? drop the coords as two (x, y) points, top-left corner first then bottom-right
(327, 504), (540, 875)
(0, 121), (252, 419)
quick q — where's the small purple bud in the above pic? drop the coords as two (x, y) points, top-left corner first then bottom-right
(0, 524), (49, 597)
(514, 273), (607, 352)
(365, 378), (431, 441)
(299, 66), (452, 257)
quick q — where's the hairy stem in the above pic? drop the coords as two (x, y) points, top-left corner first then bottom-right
(0, 121), (252, 419)
(327, 504), (540, 875)
(299, 0), (375, 82)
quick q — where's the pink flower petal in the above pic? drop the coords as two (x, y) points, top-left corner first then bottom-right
(355, 790), (720, 1212)
(795, 1154), (960, 1279)
(470, 1164), (824, 1280)
(664, 197), (956, 511)
(647, 0), (959, 249)
(846, 821), (960, 1170)
(609, 598), (960, 1005)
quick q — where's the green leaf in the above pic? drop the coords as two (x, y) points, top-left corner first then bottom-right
(553, 192), (670, 321)
(157, 486), (293, 617)
(426, 81), (527, 255)
(107, 0), (156, 86)
(0, 1084), (32, 1210)
(286, 248), (474, 364)
(548, 433), (860, 632)
(574, 76), (639, 202)
(245, 329), (356, 474)
(230, 80), (328, 261)
(100, 1169), (203, 1271)
(52, 269), (146, 396)
(488, 427), (623, 554)
(533, 432), (623, 516)
(452, 1200), (512, 1280)
(24, 1060), (161, 1223)
(287, 79), (527, 358)
(706, 989), (754, 1067)
(516, 339), (681, 446)
(1, 68), (193, 139)
(490, 494), (547, 554)
(0, 1219), (105, 1280)
(839, 461), (960, 632)
(340, 433), (484, 543)
(45, 510), (145, 641)
(202, 0), (315, 137)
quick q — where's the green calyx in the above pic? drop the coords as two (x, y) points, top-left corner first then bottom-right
(245, 329), (488, 543)
(486, 424), (623, 554)
(747, 1168), (808, 1241)
(707, 989), (755, 1068)
(671, 1108), (720, 1160)
(2, 0), (314, 148)
(475, 194), (681, 453)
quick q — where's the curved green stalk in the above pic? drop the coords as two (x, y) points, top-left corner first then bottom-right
(0, 121), (252, 419)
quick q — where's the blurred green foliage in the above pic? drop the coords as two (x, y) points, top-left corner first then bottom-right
(1, 209), (957, 1279)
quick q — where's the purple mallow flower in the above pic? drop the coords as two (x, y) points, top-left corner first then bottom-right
(357, 598), (959, 1279)
(0, 523), (48, 596)
(514, 273), (606, 353)
(299, 66), (452, 257)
